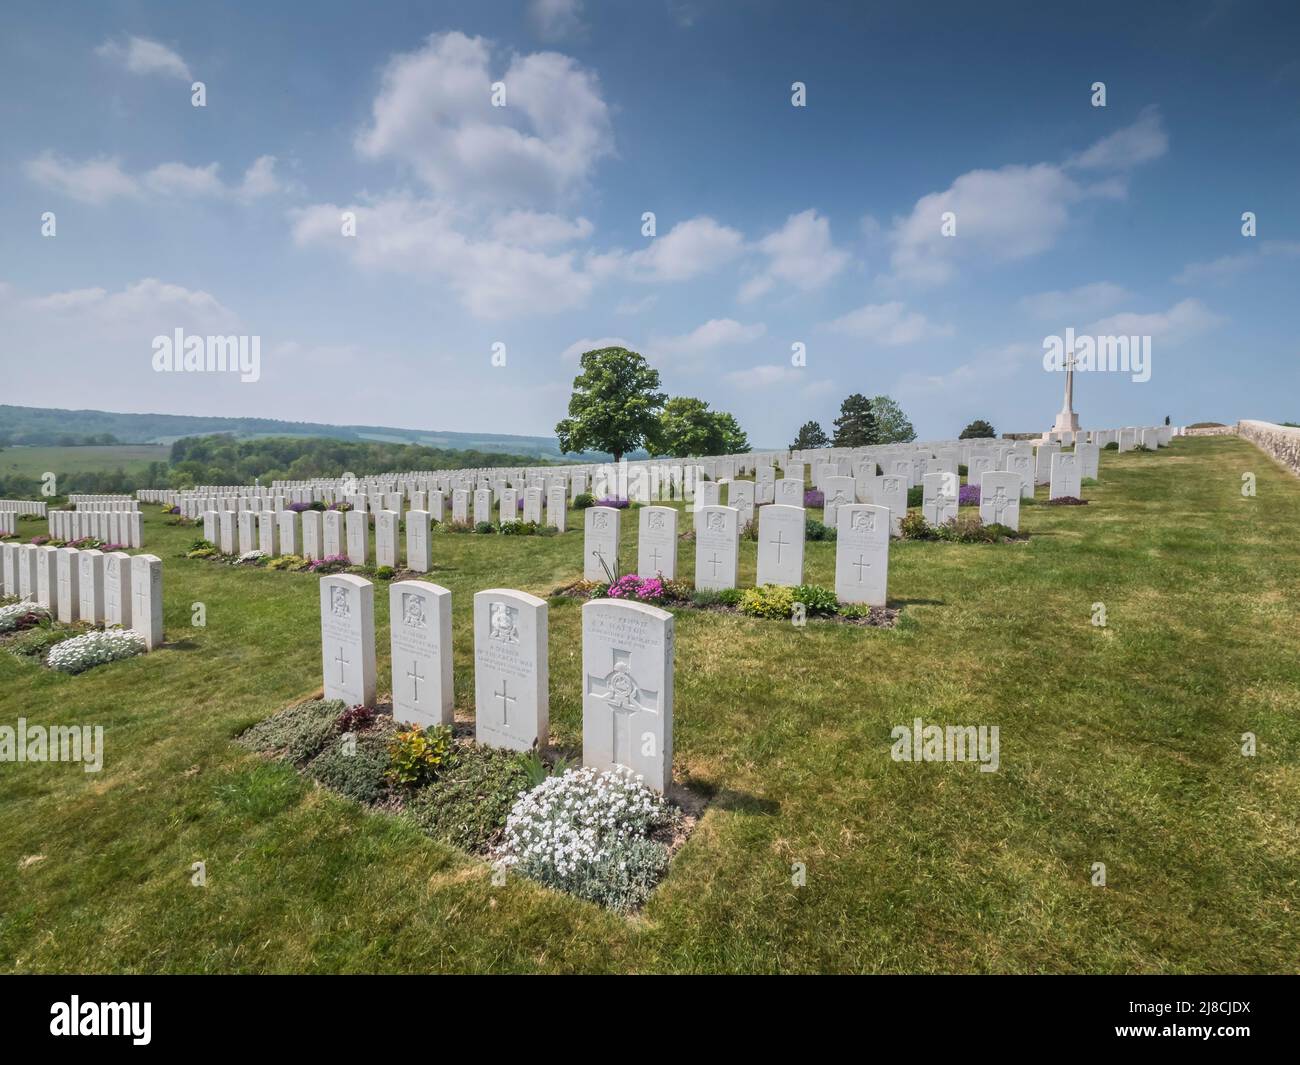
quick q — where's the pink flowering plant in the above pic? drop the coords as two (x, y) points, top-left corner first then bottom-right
(605, 574), (666, 603)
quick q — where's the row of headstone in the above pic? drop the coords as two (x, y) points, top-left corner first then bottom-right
(0, 500), (47, 517)
(0, 542), (163, 648)
(49, 510), (144, 547)
(319, 575), (674, 791)
(0, 514), (16, 536)
(583, 502), (891, 606)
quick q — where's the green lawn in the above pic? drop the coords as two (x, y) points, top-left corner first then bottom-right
(1, 436), (1297, 973)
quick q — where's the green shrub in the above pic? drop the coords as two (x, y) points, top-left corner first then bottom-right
(899, 510), (936, 540)
(1103, 442), (1118, 451)
(6, 624), (75, 660)
(267, 554), (305, 571)
(693, 587), (743, 609)
(374, 565), (396, 580)
(446, 520), (475, 534)
(307, 729), (393, 805)
(473, 521), (496, 535)
(406, 746), (533, 852)
(740, 584), (796, 619)
(237, 700), (344, 765)
(805, 517), (836, 541)
(907, 486), (923, 508)
(837, 601), (876, 620)
(387, 724), (455, 789)
(499, 520), (542, 536)
(572, 493), (595, 509)
(793, 584), (839, 616)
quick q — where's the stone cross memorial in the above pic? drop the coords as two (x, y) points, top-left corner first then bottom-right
(389, 579), (453, 729)
(474, 588), (548, 752)
(582, 598), (674, 793)
(319, 574), (377, 707)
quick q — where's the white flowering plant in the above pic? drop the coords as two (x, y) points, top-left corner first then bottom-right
(0, 601), (49, 633)
(46, 629), (147, 674)
(237, 549), (268, 564)
(502, 766), (677, 911)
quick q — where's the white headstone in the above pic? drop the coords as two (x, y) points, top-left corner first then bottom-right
(1006, 453), (1034, 500)
(694, 505), (739, 591)
(130, 554), (164, 650)
(547, 485), (567, 531)
(835, 504), (889, 606)
(922, 472), (958, 525)
(474, 588), (548, 751)
(219, 511), (236, 554)
(78, 549), (105, 623)
(776, 477), (804, 507)
(36, 545), (57, 609)
(56, 547), (80, 623)
(319, 574), (376, 706)
(756, 504), (805, 587)
(822, 475), (855, 528)
(584, 506), (621, 581)
(405, 510), (431, 572)
(637, 505), (677, 579)
(278, 510), (299, 557)
(258, 510), (279, 557)
(103, 551), (132, 627)
(582, 598), (674, 793)
(302, 511), (324, 560)
(345, 510), (368, 565)
(979, 471), (1022, 531)
(375, 510), (399, 568)
(874, 474), (908, 537)
(1049, 451), (1082, 499)
(389, 579), (453, 728)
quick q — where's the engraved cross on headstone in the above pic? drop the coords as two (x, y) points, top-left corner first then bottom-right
(406, 661), (424, 703)
(586, 647), (658, 768)
(334, 646), (349, 685)
(769, 529), (788, 563)
(495, 679), (516, 725)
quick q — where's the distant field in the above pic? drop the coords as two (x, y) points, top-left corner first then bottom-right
(0, 444), (169, 479)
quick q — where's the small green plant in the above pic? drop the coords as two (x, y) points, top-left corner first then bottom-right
(373, 565), (396, 580)
(793, 584), (839, 616)
(386, 724), (455, 789)
(473, 521), (496, 535)
(237, 700), (344, 765)
(518, 750), (576, 788)
(907, 485), (924, 507)
(804, 517), (836, 541)
(267, 554), (305, 571)
(899, 510), (936, 540)
(406, 746), (535, 852)
(740, 584), (796, 619)
(572, 492), (595, 509)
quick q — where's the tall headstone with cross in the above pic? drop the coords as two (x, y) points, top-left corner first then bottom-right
(219, 511), (236, 554)
(389, 579), (452, 728)
(694, 504), (739, 591)
(727, 480), (755, 528)
(1034, 442), (1059, 486)
(756, 504), (805, 587)
(873, 474), (908, 537)
(1006, 452), (1034, 500)
(922, 472), (958, 526)
(523, 487), (543, 524)
(203, 510), (218, 544)
(473, 588), (548, 752)
(979, 471), (1022, 531)
(451, 488), (469, 523)
(835, 503), (889, 606)
(35, 545), (57, 610)
(584, 506), (621, 581)
(130, 554), (164, 650)
(1075, 441), (1100, 480)
(776, 477), (804, 507)
(375, 510), (399, 568)
(103, 551), (132, 627)
(17, 545), (38, 603)
(473, 488), (492, 526)
(55, 547), (80, 623)
(78, 549), (105, 623)
(277, 510), (298, 557)
(319, 573), (376, 706)
(582, 598), (674, 793)
(405, 510), (431, 572)
(547, 485), (567, 532)
(637, 505), (677, 579)
(301, 511), (324, 560)
(237, 511), (257, 554)
(258, 510), (279, 557)
(823, 475), (855, 528)
(1049, 451), (1082, 500)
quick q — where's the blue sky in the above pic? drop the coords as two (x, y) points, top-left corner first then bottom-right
(2, 0), (1297, 446)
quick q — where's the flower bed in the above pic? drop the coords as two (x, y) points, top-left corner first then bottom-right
(237, 700), (697, 911)
(0, 601), (50, 633)
(46, 628), (147, 674)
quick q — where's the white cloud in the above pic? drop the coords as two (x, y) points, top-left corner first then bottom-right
(357, 31), (613, 207)
(724, 364), (835, 398)
(95, 35), (192, 80)
(821, 301), (953, 345)
(560, 336), (629, 362)
(615, 294), (658, 315)
(655, 318), (765, 359)
(1088, 298), (1224, 345)
(1175, 241), (1300, 285)
(888, 110), (1166, 284)
(490, 210), (593, 248)
(1067, 106), (1168, 171)
(291, 196), (593, 318)
(739, 209), (849, 302)
(530, 0), (587, 40)
(24, 152), (140, 204)
(144, 161), (224, 197)
(596, 216), (745, 283)
(1019, 281), (1130, 320)
(26, 152), (282, 203)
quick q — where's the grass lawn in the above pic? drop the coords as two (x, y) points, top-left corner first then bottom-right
(0, 444), (170, 481)
(1, 436), (1297, 973)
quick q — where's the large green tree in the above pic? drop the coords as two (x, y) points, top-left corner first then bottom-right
(554, 347), (667, 463)
(790, 420), (830, 450)
(712, 411), (750, 454)
(831, 393), (878, 447)
(959, 419), (997, 439)
(658, 396), (750, 456)
(869, 395), (917, 444)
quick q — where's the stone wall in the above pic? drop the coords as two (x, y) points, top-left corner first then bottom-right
(1238, 420), (1300, 477)
(1182, 425), (1236, 437)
